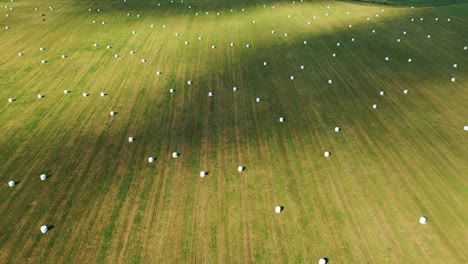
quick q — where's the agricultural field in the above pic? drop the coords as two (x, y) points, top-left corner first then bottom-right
(0, 0), (467, 263)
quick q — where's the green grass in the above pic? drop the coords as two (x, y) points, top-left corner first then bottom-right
(0, 0), (467, 263)
(345, 0), (468, 7)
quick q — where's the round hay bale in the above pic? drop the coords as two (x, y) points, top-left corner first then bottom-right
(403, 89), (408, 94)
(82, 93), (88, 97)
(170, 89), (175, 93)
(453, 64), (457, 68)
(18, 52), (23, 56)
(385, 57), (389, 61)
(463, 126), (468, 131)
(372, 104), (378, 109)
(110, 111), (115, 116)
(279, 117), (284, 122)
(304, 40), (307, 45)
(172, 152), (180, 158)
(290, 76), (295, 80)
(397, 39), (401, 43)
(336, 42), (340, 46)
(208, 92), (214, 97)
(408, 58), (412, 63)
(419, 216), (427, 224)
(451, 77), (456, 82)
(156, 71), (162, 75)
(324, 151), (331, 157)
(185, 41), (189, 45)
(148, 157), (155, 163)
(271, 30), (275, 34)
(40, 174), (47, 181)
(380, 91), (385, 96)
(100, 92), (106, 97)
(187, 80), (192, 85)
(200, 171), (207, 177)
(319, 258), (328, 264)
(328, 79), (333, 84)
(64, 90), (70, 94)
(263, 61), (267, 66)
(130, 51), (135, 55)
(332, 53), (336, 57)
(61, 54), (67, 59)
(114, 54), (119, 58)
(238, 166), (244, 172)
(300, 65), (305, 70)
(275, 206), (282, 213)
(334, 127), (340, 132)
(8, 98), (14, 103)
(37, 94), (43, 99)
(211, 45), (216, 49)
(40, 225), (48, 233)
(41, 60), (46, 64)
(141, 59), (146, 63)
(246, 44), (250, 48)
(8, 181), (15, 187)
(233, 86), (238, 91)
(128, 137), (134, 142)
(256, 98), (261, 102)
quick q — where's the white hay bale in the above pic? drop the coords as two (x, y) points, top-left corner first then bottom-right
(403, 89), (408, 94)
(130, 51), (135, 55)
(324, 151), (331, 157)
(304, 40), (307, 45)
(435, 18), (438, 21)
(40, 225), (48, 233)
(397, 38), (401, 43)
(463, 126), (468, 131)
(351, 38), (355, 42)
(300, 65), (305, 70)
(8, 181), (15, 187)
(175, 32), (179, 36)
(319, 258), (328, 264)
(37, 94), (43, 99)
(150, 24), (154, 28)
(172, 152), (179, 158)
(163, 25), (166, 28)
(332, 53), (336, 57)
(385, 57), (389, 61)
(380, 91), (385, 96)
(100, 92), (106, 97)
(230, 42), (234, 47)
(64, 90), (70, 94)
(453, 64), (457, 68)
(334, 127), (340, 132)
(411, 18), (414, 22)
(451, 77), (456, 82)
(419, 216), (427, 224)
(156, 71), (162, 75)
(252, 20), (256, 24)
(366, 17), (370, 21)
(290, 76), (295, 80)
(107, 45), (111, 49)
(132, 31), (136, 34)
(127, 13), (130, 16)
(102, 21), (106, 25)
(420, 18), (424, 21)
(372, 29), (376, 33)
(148, 157), (155, 163)
(263, 61), (267, 66)
(328, 79), (333, 84)
(279, 117), (284, 122)
(256, 98), (261, 102)
(18, 52), (23, 56)
(284, 33), (288, 37)
(92, 20), (96, 24)
(336, 42), (340, 47)
(403, 31), (407, 35)
(185, 41), (189, 45)
(114, 54), (119, 58)
(246, 44), (250, 48)
(271, 30), (275, 34)
(375, 14), (379, 17)
(408, 58), (412, 63)
(8, 98), (14, 103)
(308, 21), (311, 25)
(200, 171), (207, 177)
(82, 93), (88, 97)
(40, 47), (45, 51)
(233, 87), (238, 91)
(128, 137), (134, 142)
(94, 43), (98, 47)
(325, 13), (329, 16)
(141, 59), (147, 63)
(41, 60), (46, 64)
(5, 26), (9, 30)
(238, 166), (244, 172)
(208, 92), (214, 97)
(40, 174), (47, 181)
(447, 18), (451, 22)
(464, 46), (467, 50)
(198, 36), (203, 40)
(275, 206), (282, 213)
(211, 45), (216, 49)
(187, 80), (192, 85)
(110, 111), (115, 116)
(372, 104), (378, 109)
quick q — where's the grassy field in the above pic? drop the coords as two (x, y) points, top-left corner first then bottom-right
(345, 0), (468, 7)
(0, 0), (467, 263)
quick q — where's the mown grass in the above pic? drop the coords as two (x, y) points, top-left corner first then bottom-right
(0, 0), (467, 263)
